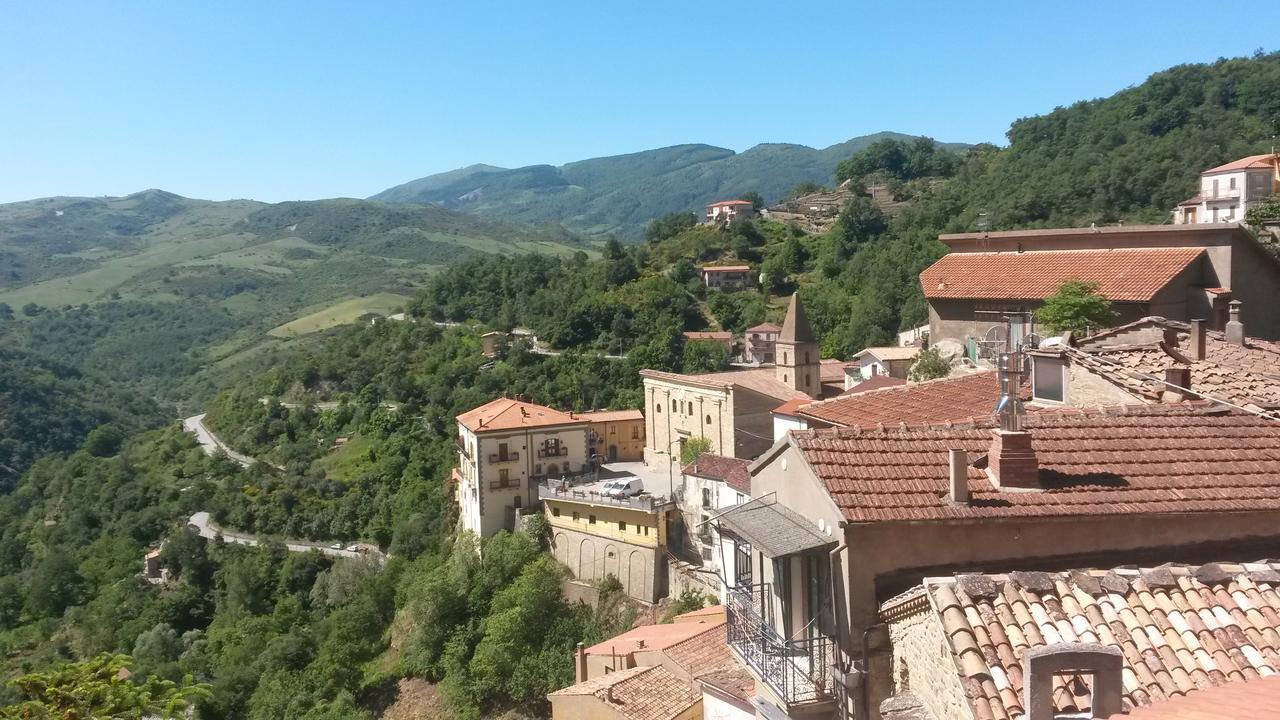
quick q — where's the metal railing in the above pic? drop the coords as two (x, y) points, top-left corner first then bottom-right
(727, 583), (838, 706)
(488, 451), (519, 464)
(537, 446), (569, 458)
(537, 480), (672, 512)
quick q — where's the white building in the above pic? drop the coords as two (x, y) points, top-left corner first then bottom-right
(454, 398), (590, 537)
(844, 346), (917, 389)
(704, 199), (757, 224)
(1173, 153), (1279, 224)
(679, 453), (751, 601)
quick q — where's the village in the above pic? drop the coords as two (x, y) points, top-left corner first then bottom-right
(447, 153), (1280, 720)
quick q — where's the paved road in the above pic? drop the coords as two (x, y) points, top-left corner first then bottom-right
(182, 414), (259, 468)
(187, 511), (370, 559)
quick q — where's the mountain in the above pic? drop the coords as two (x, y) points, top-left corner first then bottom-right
(371, 132), (973, 237)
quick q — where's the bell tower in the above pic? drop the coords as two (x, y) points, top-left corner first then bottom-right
(775, 293), (821, 398)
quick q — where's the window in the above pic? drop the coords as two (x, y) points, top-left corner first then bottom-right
(1031, 355), (1066, 403)
(656, 402), (661, 413)
(572, 511), (580, 522)
(552, 507), (561, 517)
(618, 520), (626, 531)
(804, 373), (811, 387)
(687, 404), (693, 417)
(702, 487), (712, 509)
(783, 351), (788, 365)
(804, 351), (810, 364)
(705, 414), (711, 425)
(643, 525), (649, 536)
(1230, 177), (1237, 189)
(671, 399), (676, 412)
(589, 515), (596, 524)
(497, 442), (509, 460)
(513, 494), (522, 509)
(631, 426), (639, 440)
(499, 469), (510, 485)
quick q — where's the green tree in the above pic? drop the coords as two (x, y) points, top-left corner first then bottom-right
(84, 424), (126, 457)
(660, 589), (711, 622)
(740, 191), (764, 210)
(21, 302), (41, 317)
(679, 436), (712, 465)
(907, 347), (951, 382)
(1035, 280), (1117, 335)
(645, 212), (698, 244)
(682, 340), (730, 373)
(0, 303), (12, 321)
(0, 654), (211, 720)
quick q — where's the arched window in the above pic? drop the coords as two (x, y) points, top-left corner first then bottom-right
(783, 351), (788, 365)
(804, 351), (810, 364)
(705, 414), (712, 425)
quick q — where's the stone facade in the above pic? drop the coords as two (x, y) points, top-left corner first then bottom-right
(546, 498), (670, 603)
(886, 603), (973, 720)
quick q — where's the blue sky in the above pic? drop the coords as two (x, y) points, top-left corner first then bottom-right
(1, 2), (1277, 204)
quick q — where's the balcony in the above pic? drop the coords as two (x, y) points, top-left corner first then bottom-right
(537, 446), (569, 458)
(1204, 187), (1242, 201)
(488, 451), (520, 464)
(727, 583), (838, 707)
(538, 480), (673, 512)
(455, 436), (470, 460)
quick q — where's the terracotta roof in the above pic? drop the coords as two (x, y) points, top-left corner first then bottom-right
(799, 371), (1003, 428)
(920, 248), (1205, 302)
(683, 331), (734, 341)
(683, 454), (751, 494)
(549, 664), (699, 720)
(641, 367), (810, 402)
(707, 200), (755, 208)
(582, 614), (725, 657)
(1110, 675), (1280, 719)
(773, 396), (811, 418)
(578, 409), (645, 423)
(697, 667), (756, 703)
(456, 397), (586, 432)
(792, 403), (1280, 523)
(663, 621), (736, 677)
(919, 561), (1280, 720)
(819, 358), (848, 383)
(853, 346), (920, 362)
(1177, 194), (1203, 207)
(747, 322), (782, 334)
(780, 293), (816, 343)
(1203, 154), (1279, 173)
(673, 604), (725, 622)
(838, 374), (908, 396)
(698, 264), (751, 272)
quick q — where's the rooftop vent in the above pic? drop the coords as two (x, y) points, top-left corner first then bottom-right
(1226, 300), (1245, 346)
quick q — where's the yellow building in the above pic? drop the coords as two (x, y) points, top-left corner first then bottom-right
(542, 480), (674, 603)
(580, 409), (646, 462)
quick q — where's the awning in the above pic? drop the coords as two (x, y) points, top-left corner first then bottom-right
(717, 499), (836, 558)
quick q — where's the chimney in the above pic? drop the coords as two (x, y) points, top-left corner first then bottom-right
(1189, 319), (1206, 361)
(636, 638), (646, 650)
(1161, 366), (1193, 403)
(990, 352), (1040, 489)
(1024, 644), (1122, 720)
(575, 642), (587, 683)
(1225, 300), (1245, 346)
(948, 449), (969, 504)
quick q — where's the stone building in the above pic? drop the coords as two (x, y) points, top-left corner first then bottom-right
(454, 398), (590, 538)
(920, 224), (1280, 349)
(581, 409), (647, 463)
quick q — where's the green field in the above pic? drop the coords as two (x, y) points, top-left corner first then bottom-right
(267, 293), (413, 337)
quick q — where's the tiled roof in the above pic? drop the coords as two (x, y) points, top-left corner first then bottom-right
(1109, 675), (1280, 719)
(682, 454), (751, 494)
(921, 561), (1280, 720)
(549, 664), (699, 720)
(747, 322), (782, 334)
(1203, 154), (1279, 173)
(578, 409), (645, 423)
(683, 331), (734, 341)
(641, 368), (810, 402)
(456, 397), (586, 432)
(697, 667), (756, 703)
(707, 200), (754, 208)
(773, 396), (811, 418)
(698, 263), (751, 271)
(920, 248), (1205, 302)
(853, 346), (920, 362)
(664, 621), (736, 677)
(792, 403), (1280, 523)
(798, 371), (1003, 428)
(582, 614), (725, 656)
(819, 358), (848, 383)
(838, 375), (908, 396)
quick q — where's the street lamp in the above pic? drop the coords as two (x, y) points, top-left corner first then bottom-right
(651, 438), (684, 500)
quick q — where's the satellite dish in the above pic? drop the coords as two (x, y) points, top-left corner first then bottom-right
(1021, 333), (1043, 351)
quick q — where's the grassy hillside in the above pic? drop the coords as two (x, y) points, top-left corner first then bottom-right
(371, 132), (972, 237)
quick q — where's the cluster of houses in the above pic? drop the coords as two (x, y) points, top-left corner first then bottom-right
(448, 154), (1280, 720)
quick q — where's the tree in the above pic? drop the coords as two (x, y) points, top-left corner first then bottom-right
(645, 212), (698, 244)
(84, 424), (126, 457)
(680, 437), (712, 465)
(0, 303), (12, 321)
(907, 347), (951, 382)
(0, 653), (211, 720)
(1035, 280), (1117, 335)
(787, 181), (825, 199)
(740, 191), (764, 210)
(681, 340), (730, 374)
(21, 302), (41, 317)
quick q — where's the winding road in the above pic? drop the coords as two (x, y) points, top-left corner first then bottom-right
(182, 413), (258, 468)
(186, 511), (371, 559)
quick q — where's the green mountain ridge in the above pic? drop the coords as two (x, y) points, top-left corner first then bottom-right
(371, 132), (973, 237)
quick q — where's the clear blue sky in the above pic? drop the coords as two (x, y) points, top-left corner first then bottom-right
(1, 1), (1277, 204)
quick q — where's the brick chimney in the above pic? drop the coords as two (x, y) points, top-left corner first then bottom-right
(1189, 319), (1206, 361)
(1161, 366), (1193, 403)
(988, 429), (1040, 489)
(947, 449), (969, 504)
(1225, 300), (1245, 346)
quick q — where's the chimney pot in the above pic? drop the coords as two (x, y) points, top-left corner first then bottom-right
(1225, 301), (1245, 346)
(1024, 644), (1123, 720)
(948, 449), (969, 504)
(1189, 319), (1206, 361)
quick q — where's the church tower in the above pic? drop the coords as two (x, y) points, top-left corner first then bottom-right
(775, 293), (821, 398)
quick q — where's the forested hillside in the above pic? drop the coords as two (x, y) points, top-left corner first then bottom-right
(372, 132), (972, 238)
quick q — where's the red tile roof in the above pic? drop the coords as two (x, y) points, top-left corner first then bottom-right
(920, 248), (1205, 302)
(907, 562), (1280, 720)
(853, 346), (920, 362)
(799, 371), (1002, 428)
(792, 403), (1280, 523)
(707, 200), (755, 208)
(747, 322), (782, 334)
(641, 367), (810, 402)
(548, 664), (699, 720)
(683, 454), (751, 494)
(582, 614), (725, 656)
(1203, 153), (1279, 173)
(578, 409), (645, 423)
(838, 374), (908, 396)
(456, 397), (586, 432)
(1111, 676), (1280, 719)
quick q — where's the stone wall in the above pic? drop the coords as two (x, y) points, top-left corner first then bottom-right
(550, 524), (665, 603)
(888, 608), (971, 720)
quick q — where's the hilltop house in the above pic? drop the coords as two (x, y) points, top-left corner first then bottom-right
(1172, 152), (1280, 224)
(642, 294), (842, 461)
(920, 224), (1280, 351)
(705, 199), (757, 224)
(744, 322), (781, 364)
(454, 398), (590, 537)
(698, 264), (755, 290)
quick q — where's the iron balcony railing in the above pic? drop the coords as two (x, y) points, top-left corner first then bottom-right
(727, 583), (838, 706)
(488, 451), (520, 464)
(537, 480), (673, 512)
(537, 446), (569, 458)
